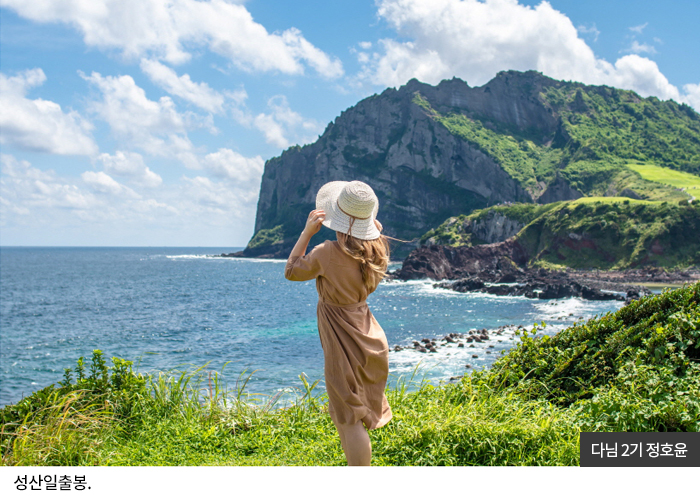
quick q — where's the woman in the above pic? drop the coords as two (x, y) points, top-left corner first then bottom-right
(284, 180), (392, 466)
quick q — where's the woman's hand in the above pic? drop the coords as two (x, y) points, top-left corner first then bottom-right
(374, 219), (383, 232)
(303, 209), (325, 237)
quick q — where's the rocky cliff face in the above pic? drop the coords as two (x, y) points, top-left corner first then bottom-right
(244, 69), (698, 257)
(421, 210), (525, 247)
(247, 71), (572, 256)
(468, 211), (525, 244)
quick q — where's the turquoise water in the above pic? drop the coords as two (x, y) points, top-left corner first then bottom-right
(0, 247), (623, 406)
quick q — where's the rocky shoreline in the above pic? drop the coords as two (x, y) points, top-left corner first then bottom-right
(389, 240), (700, 302)
(431, 269), (648, 303)
(393, 325), (516, 353)
(391, 325), (523, 373)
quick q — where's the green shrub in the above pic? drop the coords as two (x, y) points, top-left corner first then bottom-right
(487, 283), (700, 431)
(0, 351), (147, 465)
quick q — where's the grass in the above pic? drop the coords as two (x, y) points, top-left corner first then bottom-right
(2, 284), (698, 466)
(420, 197), (700, 269)
(627, 162), (700, 194)
(247, 225), (284, 250)
(567, 196), (658, 205)
(0, 359), (582, 466)
(517, 199), (700, 269)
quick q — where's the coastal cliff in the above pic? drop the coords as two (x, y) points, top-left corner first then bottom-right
(242, 70), (700, 258)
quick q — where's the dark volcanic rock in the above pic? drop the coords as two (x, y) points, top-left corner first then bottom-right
(394, 238), (528, 280)
(436, 273), (629, 301)
(395, 239), (671, 301)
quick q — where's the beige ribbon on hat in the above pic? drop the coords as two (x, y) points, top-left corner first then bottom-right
(337, 202), (370, 237)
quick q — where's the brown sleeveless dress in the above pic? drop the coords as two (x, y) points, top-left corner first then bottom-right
(285, 240), (393, 430)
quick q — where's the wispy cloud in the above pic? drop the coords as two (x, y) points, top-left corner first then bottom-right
(624, 40), (657, 55)
(253, 95), (321, 149)
(140, 59), (226, 114)
(96, 151), (163, 188)
(629, 22), (648, 34)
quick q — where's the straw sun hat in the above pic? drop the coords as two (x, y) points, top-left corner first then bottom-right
(315, 180), (380, 240)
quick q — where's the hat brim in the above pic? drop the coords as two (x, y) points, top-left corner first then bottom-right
(316, 181), (381, 240)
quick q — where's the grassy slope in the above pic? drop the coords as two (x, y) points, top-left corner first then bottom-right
(545, 86), (700, 176)
(628, 162), (700, 195)
(435, 112), (562, 192)
(420, 198), (700, 270)
(2, 284), (698, 466)
(489, 282), (700, 432)
(517, 199), (700, 269)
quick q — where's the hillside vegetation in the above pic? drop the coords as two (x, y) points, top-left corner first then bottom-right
(489, 283), (700, 432)
(2, 284), (697, 466)
(519, 198), (700, 269)
(421, 198), (700, 270)
(414, 76), (700, 200)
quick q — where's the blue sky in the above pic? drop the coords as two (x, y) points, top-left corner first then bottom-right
(1, 0), (699, 246)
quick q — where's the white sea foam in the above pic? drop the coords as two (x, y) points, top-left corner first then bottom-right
(166, 254), (222, 259)
(388, 325), (517, 377)
(532, 296), (620, 319)
(381, 278), (436, 287)
(165, 254), (286, 263)
(230, 257), (287, 263)
(381, 279), (466, 299)
(381, 279), (539, 303)
(533, 296), (588, 316)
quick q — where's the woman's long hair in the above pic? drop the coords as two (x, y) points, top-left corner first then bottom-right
(336, 232), (390, 294)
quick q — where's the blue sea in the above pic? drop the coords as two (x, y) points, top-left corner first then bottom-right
(0, 247), (625, 407)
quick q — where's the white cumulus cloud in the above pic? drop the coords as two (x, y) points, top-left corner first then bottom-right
(1, 153), (262, 243)
(1, 153), (179, 232)
(80, 71), (200, 166)
(0, 154), (96, 215)
(96, 151), (163, 188)
(1, 0), (343, 78)
(682, 83), (700, 111)
(203, 149), (264, 185)
(181, 175), (233, 212)
(356, 0), (700, 110)
(81, 170), (141, 198)
(0, 69), (98, 155)
(253, 95), (321, 149)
